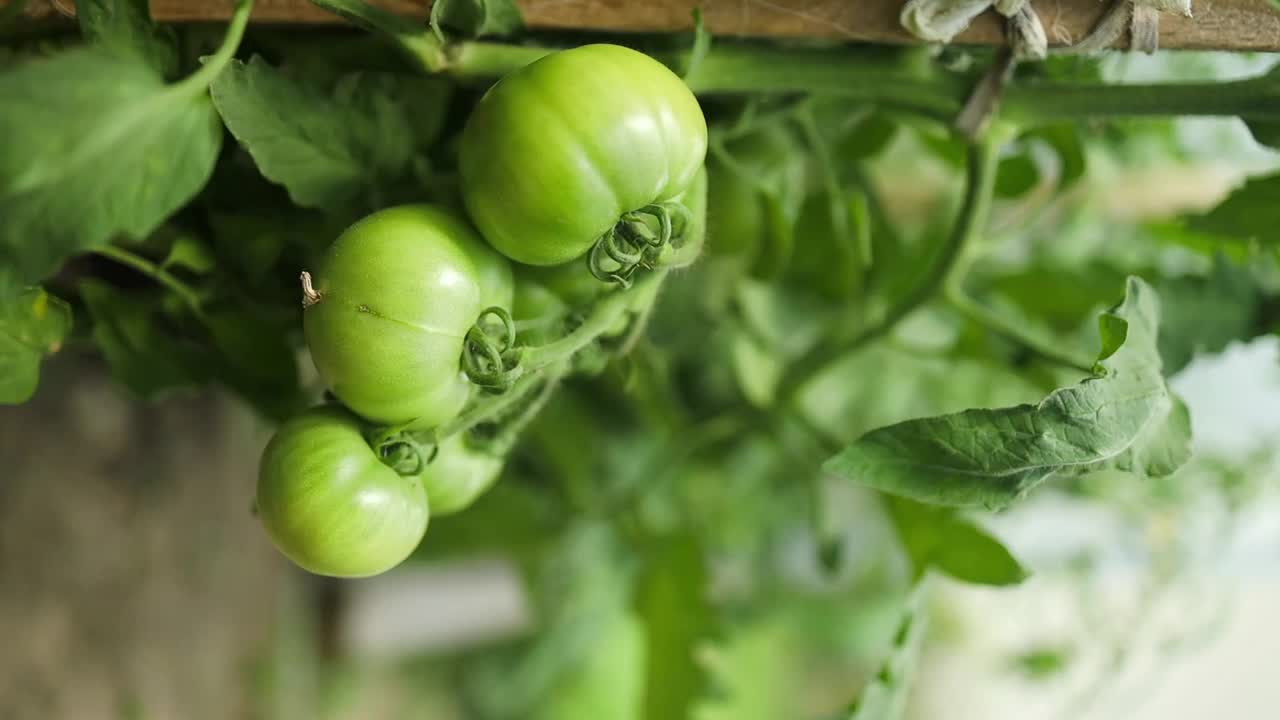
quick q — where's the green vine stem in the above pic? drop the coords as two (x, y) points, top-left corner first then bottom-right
(306, 0), (1280, 127)
(92, 245), (208, 321)
(181, 0), (254, 90)
(944, 289), (1095, 373)
(431, 361), (568, 443)
(518, 270), (666, 371)
(772, 131), (1003, 408)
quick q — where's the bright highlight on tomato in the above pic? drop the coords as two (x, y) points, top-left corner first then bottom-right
(459, 44), (708, 266)
(257, 406), (430, 578)
(303, 204), (513, 430)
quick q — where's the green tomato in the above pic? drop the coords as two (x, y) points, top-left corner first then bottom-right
(513, 273), (570, 347)
(519, 263), (604, 309)
(304, 205), (513, 429)
(257, 406), (430, 578)
(421, 433), (506, 515)
(460, 44), (708, 266)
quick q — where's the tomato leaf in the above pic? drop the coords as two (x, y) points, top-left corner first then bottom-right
(75, 0), (178, 77)
(0, 287), (71, 404)
(846, 584), (927, 720)
(1029, 123), (1086, 187)
(837, 111), (898, 162)
(1155, 256), (1261, 374)
(823, 277), (1190, 510)
(79, 280), (212, 398)
(431, 0), (523, 39)
(1187, 173), (1280, 248)
(202, 308), (305, 421)
(995, 151), (1039, 198)
(636, 533), (715, 720)
(161, 234), (217, 275)
(0, 48), (222, 290)
(467, 523), (633, 719)
(210, 57), (428, 211)
(883, 497), (1029, 586)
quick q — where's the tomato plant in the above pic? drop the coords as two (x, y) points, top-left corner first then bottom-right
(257, 405), (430, 578)
(3, 0), (1280, 717)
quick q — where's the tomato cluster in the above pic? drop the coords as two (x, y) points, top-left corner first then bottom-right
(257, 44), (708, 578)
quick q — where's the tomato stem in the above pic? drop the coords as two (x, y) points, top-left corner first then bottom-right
(92, 245), (208, 322)
(772, 129), (1004, 409)
(361, 26), (1280, 127)
(944, 289), (1095, 373)
(433, 361), (567, 443)
(520, 270), (665, 371)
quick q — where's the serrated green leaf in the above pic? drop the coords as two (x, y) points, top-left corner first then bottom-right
(0, 48), (222, 288)
(0, 287), (71, 403)
(75, 0), (178, 77)
(469, 523), (634, 720)
(538, 611), (646, 720)
(161, 234), (216, 275)
(1156, 256), (1261, 374)
(637, 534), (715, 720)
(1187, 173), (1280, 247)
(846, 585), (927, 720)
(202, 308), (304, 421)
(210, 57), (425, 211)
(431, 0), (523, 38)
(823, 277), (1190, 510)
(79, 280), (211, 398)
(883, 497), (1029, 586)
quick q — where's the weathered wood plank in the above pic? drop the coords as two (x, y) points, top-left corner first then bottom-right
(21, 0), (1280, 52)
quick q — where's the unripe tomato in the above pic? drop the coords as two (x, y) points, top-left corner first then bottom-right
(257, 406), (430, 578)
(513, 273), (570, 347)
(420, 433), (506, 515)
(460, 44), (708, 266)
(304, 205), (513, 429)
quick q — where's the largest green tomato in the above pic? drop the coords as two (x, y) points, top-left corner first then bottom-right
(304, 205), (513, 429)
(460, 44), (708, 266)
(257, 406), (430, 578)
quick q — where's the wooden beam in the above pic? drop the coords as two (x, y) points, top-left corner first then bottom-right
(22, 0), (1280, 52)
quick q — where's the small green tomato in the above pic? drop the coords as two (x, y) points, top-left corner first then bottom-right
(257, 406), (430, 578)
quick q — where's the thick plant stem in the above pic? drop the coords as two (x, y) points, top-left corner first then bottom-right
(773, 133), (1003, 408)
(433, 363), (566, 442)
(1002, 76), (1280, 125)
(520, 270), (666, 371)
(399, 35), (1280, 126)
(183, 0), (255, 89)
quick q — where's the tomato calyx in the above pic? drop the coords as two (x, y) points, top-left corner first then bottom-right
(366, 426), (436, 477)
(586, 200), (693, 287)
(462, 305), (522, 390)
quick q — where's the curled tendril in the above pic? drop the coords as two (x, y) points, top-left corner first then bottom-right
(374, 438), (428, 476)
(475, 306), (517, 352)
(587, 201), (691, 286)
(462, 305), (522, 390)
